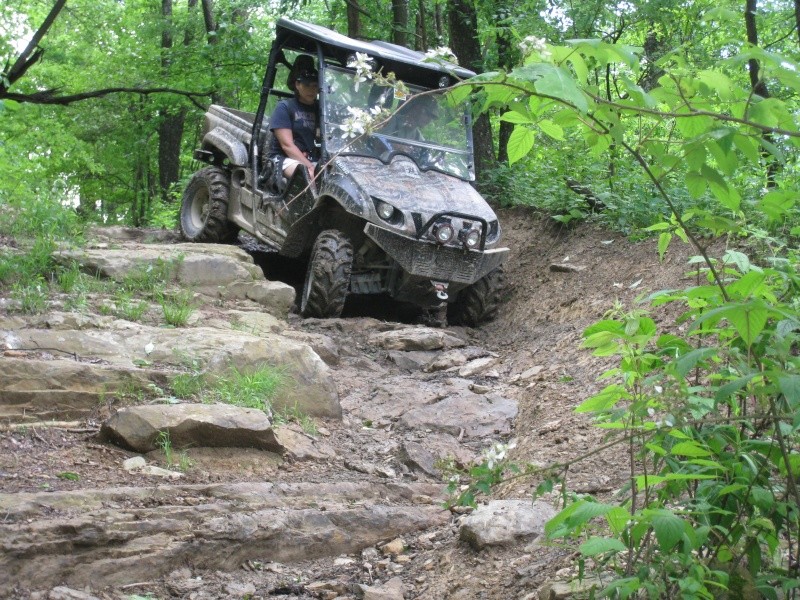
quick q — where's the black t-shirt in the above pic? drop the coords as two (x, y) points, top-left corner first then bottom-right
(268, 97), (319, 159)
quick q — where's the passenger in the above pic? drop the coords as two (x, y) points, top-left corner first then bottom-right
(268, 57), (320, 179)
(385, 94), (439, 141)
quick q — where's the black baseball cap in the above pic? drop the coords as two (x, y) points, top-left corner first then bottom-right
(296, 69), (318, 84)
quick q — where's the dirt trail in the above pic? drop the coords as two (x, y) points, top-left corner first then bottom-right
(0, 206), (711, 599)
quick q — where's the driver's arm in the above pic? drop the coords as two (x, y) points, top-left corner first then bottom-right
(275, 128), (315, 173)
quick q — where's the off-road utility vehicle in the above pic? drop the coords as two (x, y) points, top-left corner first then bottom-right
(180, 18), (508, 324)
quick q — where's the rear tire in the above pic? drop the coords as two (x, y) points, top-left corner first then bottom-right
(448, 265), (506, 327)
(300, 230), (354, 318)
(180, 166), (239, 243)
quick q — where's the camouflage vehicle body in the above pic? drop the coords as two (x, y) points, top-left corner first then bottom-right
(180, 18), (508, 323)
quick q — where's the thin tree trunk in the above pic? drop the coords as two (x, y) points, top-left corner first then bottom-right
(346, 0), (362, 38)
(795, 0), (800, 46)
(447, 0), (494, 180)
(157, 0), (186, 203)
(416, 0), (427, 51)
(201, 0), (217, 43)
(2, 0), (67, 93)
(434, 4), (444, 45)
(392, 0), (410, 47)
(744, 0), (778, 187)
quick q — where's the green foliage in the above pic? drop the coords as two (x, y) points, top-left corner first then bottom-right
(160, 290), (195, 327)
(450, 26), (800, 599)
(170, 364), (288, 415)
(156, 430), (174, 467)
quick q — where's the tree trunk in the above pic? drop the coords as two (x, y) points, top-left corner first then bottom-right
(795, 0), (800, 46)
(157, 0), (186, 203)
(447, 0), (494, 179)
(346, 0), (362, 38)
(434, 4), (444, 45)
(201, 0), (217, 43)
(744, 0), (778, 187)
(392, 0), (410, 47)
(416, 0), (427, 51)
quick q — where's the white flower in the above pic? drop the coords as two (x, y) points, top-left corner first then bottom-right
(520, 35), (552, 59)
(483, 440), (517, 469)
(424, 46), (458, 65)
(347, 52), (374, 91)
(339, 105), (386, 139)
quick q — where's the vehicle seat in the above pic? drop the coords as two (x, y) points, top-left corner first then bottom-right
(258, 128), (287, 194)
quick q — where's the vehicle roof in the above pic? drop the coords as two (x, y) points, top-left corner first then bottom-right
(274, 18), (476, 88)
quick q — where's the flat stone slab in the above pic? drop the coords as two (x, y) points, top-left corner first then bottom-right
(3, 322), (340, 418)
(100, 403), (279, 453)
(0, 481), (447, 593)
(368, 327), (466, 351)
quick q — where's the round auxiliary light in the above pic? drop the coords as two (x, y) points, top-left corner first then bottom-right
(464, 229), (481, 248)
(376, 201), (395, 221)
(438, 76), (450, 88)
(433, 222), (454, 244)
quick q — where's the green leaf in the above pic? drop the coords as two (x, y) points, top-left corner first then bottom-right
(672, 347), (718, 379)
(671, 441), (712, 457)
(779, 375), (800, 407)
(657, 232), (672, 260)
(685, 171), (706, 198)
(538, 119), (564, 140)
(507, 126), (535, 165)
(500, 111), (534, 124)
(580, 537), (627, 556)
(725, 300), (769, 346)
(576, 384), (628, 413)
(651, 512), (684, 552)
(696, 70), (735, 101)
(757, 191), (795, 222)
(532, 65), (589, 113)
(606, 506), (630, 534)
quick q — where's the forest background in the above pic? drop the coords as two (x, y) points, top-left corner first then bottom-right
(3, 0), (800, 597)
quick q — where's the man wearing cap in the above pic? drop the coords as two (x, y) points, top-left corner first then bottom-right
(268, 60), (320, 179)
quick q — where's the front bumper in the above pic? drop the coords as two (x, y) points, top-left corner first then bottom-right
(365, 223), (508, 285)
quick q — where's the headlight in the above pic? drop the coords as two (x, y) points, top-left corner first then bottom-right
(432, 221), (454, 244)
(376, 201), (395, 221)
(462, 228), (481, 248)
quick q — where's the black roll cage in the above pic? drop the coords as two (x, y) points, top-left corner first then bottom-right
(248, 18), (477, 189)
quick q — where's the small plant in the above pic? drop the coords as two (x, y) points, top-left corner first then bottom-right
(113, 291), (150, 322)
(57, 471), (80, 481)
(177, 451), (194, 472)
(12, 277), (48, 313)
(210, 366), (287, 413)
(176, 364), (288, 413)
(156, 430), (174, 467)
(171, 372), (205, 399)
(161, 290), (194, 327)
(276, 402), (317, 436)
(57, 261), (82, 293)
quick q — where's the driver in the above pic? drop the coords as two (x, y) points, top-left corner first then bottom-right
(268, 59), (320, 179)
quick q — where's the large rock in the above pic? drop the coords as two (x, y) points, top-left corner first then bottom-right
(368, 327), (466, 351)
(459, 499), (557, 549)
(53, 244), (295, 316)
(100, 403), (280, 453)
(343, 376), (516, 437)
(0, 481), (447, 593)
(0, 357), (171, 421)
(4, 324), (341, 418)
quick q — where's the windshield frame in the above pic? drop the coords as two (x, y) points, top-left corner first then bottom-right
(320, 64), (475, 181)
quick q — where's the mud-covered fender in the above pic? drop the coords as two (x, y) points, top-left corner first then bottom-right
(201, 127), (249, 167)
(317, 167), (371, 219)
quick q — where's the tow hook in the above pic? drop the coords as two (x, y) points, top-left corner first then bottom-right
(432, 281), (449, 301)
